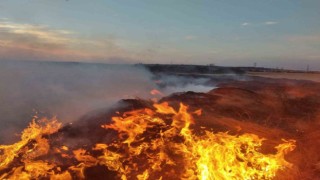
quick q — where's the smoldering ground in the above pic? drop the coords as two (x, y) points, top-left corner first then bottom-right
(0, 61), (158, 144)
(0, 61), (225, 144)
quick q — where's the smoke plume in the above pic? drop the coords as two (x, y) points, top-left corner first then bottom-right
(0, 61), (156, 143)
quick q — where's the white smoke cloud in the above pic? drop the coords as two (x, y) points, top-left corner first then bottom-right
(0, 61), (157, 143)
(0, 61), (232, 144)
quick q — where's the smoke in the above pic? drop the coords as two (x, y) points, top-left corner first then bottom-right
(0, 61), (157, 144)
(155, 75), (216, 95)
(0, 61), (244, 144)
(152, 73), (252, 96)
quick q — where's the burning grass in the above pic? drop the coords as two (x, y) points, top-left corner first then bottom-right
(4, 77), (320, 179)
(0, 102), (296, 180)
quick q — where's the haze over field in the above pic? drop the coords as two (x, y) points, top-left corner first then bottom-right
(0, 0), (320, 70)
(0, 61), (217, 144)
(1, 0), (320, 144)
(1, 2), (320, 179)
(0, 61), (153, 143)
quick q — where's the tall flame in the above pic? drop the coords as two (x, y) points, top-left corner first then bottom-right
(0, 117), (63, 179)
(96, 102), (296, 179)
(0, 102), (296, 179)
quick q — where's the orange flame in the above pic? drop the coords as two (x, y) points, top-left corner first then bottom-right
(150, 89), (164, 96)
(97, 102), (296, 179)
(0, 102), (296, 179)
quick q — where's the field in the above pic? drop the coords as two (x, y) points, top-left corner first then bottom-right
(248, 72), (320, 82)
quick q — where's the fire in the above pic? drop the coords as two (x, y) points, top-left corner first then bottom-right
(0, 117), (62, 179)
(150, 89), (164, 96)
(0, 102), (296, 179)
(97, 102), (296, 179)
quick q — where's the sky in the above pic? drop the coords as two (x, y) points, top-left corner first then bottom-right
(0, 0), (319, 70)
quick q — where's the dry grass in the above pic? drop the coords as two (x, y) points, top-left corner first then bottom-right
(248, 72), (320, 82)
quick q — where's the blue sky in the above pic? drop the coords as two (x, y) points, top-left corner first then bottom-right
(0, 0), (319, 70)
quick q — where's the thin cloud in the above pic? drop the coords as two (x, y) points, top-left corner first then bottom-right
(0, 20), (73, 49)
(264, 21), (278, 25)
(241, 22), (251, 26)
(0, 19), (144, 62)
(241, 21), (278, 27)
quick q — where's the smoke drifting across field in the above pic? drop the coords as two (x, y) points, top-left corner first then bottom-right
(155, 74), (215, 94)
(0, 61), (159, 143)
(0, 61), (217, 144)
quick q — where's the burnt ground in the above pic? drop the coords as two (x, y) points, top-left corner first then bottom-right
(161, 77), (320, 179)
(2, 73), (320, 179)
(59, 76), (320, 179)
